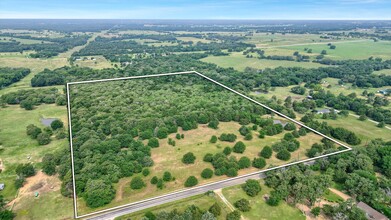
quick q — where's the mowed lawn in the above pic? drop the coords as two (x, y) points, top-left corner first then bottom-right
(222, 180), (305, 220)
(280, 40), (391, 60)
(78, 120), (323, 215)
(201, 52), (324, 71)
(115, 194), (230, 220)
(317, 115), (391, 142)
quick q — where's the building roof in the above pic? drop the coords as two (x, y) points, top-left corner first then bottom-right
(317, 109), (331, 114)
(273, 120), (287, 127)
(357, 202), (389, 220)
(0, 183), (4, 190)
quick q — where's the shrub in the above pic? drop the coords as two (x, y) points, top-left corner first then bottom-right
(233, 141), (246, 153)
(201, 168), (214, 179)
(223, 147), (232, 155)
(163, 171), (172, 181)
(20, 100), (33, 110)
(142, 168), (150, 176)
(209, 202), (221, 216)
(311, 207), (321, 217)
(234, 198), (251, 212)
(266, 196), (280, 206)
(150, 176), (158, 184)
(50, 119), (64, 130)
(203, 153), (213, 162)
(37, 132), (51, 145)
(238, 157), (251, 169)
(260, 146), (272, 158)
(144, 211), (156, 220)
(252, 157), (266, 169)
(148, 137), (159, 148)
(226, 210), (241, 220)
(208, 120), (219, 129)
(244, 133), (253, 140)
(283, 133), (294, 141)
(130, 176), (146, 190)
(226, 167), (238, 177)
(184, 176), (198, 187)
(239, 126), (250, 136)
(26, 124), (42, 139)
(176, 133), (181, 140)
(242, 179), (261, 197)
(298, 127), (307, 136)
(15, 163), (35, 177)
(210, 135), (218, 143)
(157, 179), (164, 189)
(219, 133), (237, 142)
(156, 127), (168, 139)
(276, 149), (291, 161)
(182, 152), (196, 164)
(284, 122), (296, 131)
(14, 177), (25, 189)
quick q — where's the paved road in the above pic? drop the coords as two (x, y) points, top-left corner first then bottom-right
(85, 160), (316, 220)
(85, 172), (266, 220)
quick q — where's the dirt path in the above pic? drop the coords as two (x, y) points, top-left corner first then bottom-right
(115, 178), (130, 202)
(328, 188), (351, 201)
(215, 189), (246, 220)
(349, 113), (391, 131)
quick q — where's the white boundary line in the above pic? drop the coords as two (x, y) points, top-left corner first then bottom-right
(66, 71), (352, 219)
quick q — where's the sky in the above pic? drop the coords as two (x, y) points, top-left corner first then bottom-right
(0, 0), (390, 20)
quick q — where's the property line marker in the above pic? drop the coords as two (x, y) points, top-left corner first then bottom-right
(66, 71), (352, 219)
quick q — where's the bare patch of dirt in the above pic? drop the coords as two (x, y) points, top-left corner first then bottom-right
(10, 171), (61, 208)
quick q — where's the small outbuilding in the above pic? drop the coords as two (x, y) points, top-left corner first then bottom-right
(0, 183), (5, 190)
(273, 120), (287, 127)
(316, 109), (331, 114)
(357, 202), (389, 220)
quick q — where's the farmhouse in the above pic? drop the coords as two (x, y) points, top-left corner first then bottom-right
(357, 202), (389, 220)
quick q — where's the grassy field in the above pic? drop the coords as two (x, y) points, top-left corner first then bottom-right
(317, 115), (391, 142)
(244, 32), (351, 47)
(14, 189), (73, 220)
(0, 104), (68, 200)
(77, 120), (324, 215)
(115, 194), (230, 220)
(73, 55), (112, 69)
(0, 37), (52, 44)
(279, 40), (391, 60)
(201, 52), (325, 71)
(222, 180), (305, 220)
(177, 36), (214, 43)
(373, 69), (391, 76)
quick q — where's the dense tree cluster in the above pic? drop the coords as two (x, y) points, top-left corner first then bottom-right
(1, 87), (64, 109)
(0, 67), (30, 89)
(265, 165), (332, 206)
(0, 33), (89, 57)
(311, 140), (391, 217)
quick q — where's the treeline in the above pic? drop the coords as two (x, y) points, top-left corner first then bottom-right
(0, 67), (30, 89)
(310, 90), (391, 124)
(72, 36), (253, 59)
(0, 33), (89, 58)
(0, 88), (65, 110)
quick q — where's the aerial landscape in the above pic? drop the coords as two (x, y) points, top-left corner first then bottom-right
(0, 1), (391, 220)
